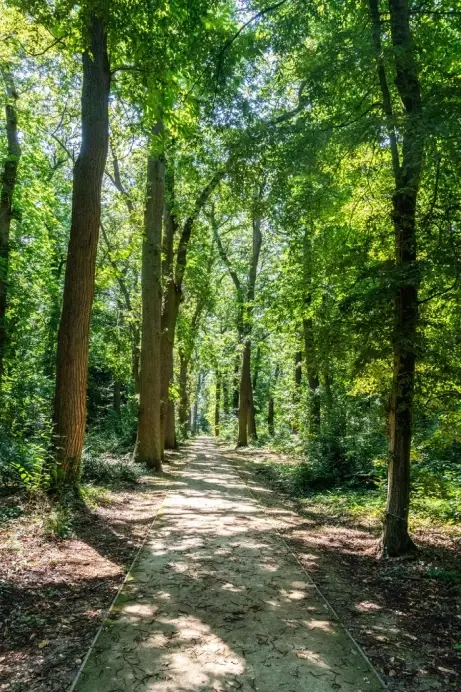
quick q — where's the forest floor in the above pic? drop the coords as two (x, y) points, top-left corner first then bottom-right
(228, 443), (461, 691)
(0, 449), (185, 691)
(0, 438), (459, 691)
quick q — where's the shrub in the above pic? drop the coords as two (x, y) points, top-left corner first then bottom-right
(81, 450), (140, 486)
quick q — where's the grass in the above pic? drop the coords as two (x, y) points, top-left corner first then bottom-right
(253, 457), (461, 529)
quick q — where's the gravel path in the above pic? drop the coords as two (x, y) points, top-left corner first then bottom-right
(71, 438), (384, 692)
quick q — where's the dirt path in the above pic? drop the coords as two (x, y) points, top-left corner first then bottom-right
(71, 438), (384, 691)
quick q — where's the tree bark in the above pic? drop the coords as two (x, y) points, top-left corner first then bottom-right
(237, 212), (262, 446)
(0, 68), (20, 386)
(160, 170), (223, 450)
(160, 171), (178, 451)
(369, 0), (425, 556)
(292, 349), (302, 432)
(52, 15), (110, 488)
(302, 228), (320, 439)
(192, 371), (201, 435)
(267, 396), (275, 436)
(237, 342), (251, 447)
(178, 350), (190, 437)
(222, 375), (230, 415)
(135, 132), (164, 471)
(214, 370), (221, 436)
(247, 361), (257, 440)
(232, 356), (240, 414)
(113, 380), (121, 415)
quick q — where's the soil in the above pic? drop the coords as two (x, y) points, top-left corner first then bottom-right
(0, 451), (183, 692)
(1, 441), (459, 692)
(225, 444), (461, 691)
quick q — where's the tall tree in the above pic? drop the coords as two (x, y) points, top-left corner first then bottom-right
(52, 13), (110, 489)
(159, 169), (224, 452)
(238, 210), (262, 447)
(135, 126), (164, 471)
(0, 68), (20, 385)
(369, 0), (425, 556)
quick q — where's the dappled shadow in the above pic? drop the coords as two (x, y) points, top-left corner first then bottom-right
(224, 445), (461, 690)
(72, 469), (185, 570)
(0, 452), (187, 692)
(72, 438), (383, 692)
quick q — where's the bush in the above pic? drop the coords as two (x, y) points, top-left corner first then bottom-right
(85, 404), (137, 457)
(0, 426), (51, 491)
(81, 450), (140, 486)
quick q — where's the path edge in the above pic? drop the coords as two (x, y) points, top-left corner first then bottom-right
(67, 478), (174, 692)
(228, 448), (389, 691)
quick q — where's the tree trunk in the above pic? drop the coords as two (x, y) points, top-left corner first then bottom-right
(0, 69), (20, 386)
(267, 396), (275, 436)
(369, 0), (424, 556)
(292, 349), (302, 432)
(302, 229), (320, 439)
(248, 362), (257, 440)
(237, 210), (262, 446)
(237, 342), (251, 447)
(52, 16), (110, 489)
(178, 351), (190, 437)
(303, 315), (320, 437)
(113, 380), (121, 415)
(214, 370), (221, 436)
(192, 372), (201, 435)
(135, 133), (164, 471)
(232, 356), (240, 414)
(160, 170), (178, 451)
(222, 376), (230, 415)
(165, 400), (176, 448)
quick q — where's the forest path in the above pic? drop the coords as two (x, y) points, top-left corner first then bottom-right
(71, 437), (384, 692)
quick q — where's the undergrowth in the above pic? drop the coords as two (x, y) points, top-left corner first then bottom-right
(253, 451), (461, 527)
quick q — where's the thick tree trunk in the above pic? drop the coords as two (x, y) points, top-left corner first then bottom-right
(52, 16), (110, 488)
(160, 172), (178, 451)
(178, 351), (190, 437)
(215, 370), (221, 436)
(113, 380), (121, 415)
(0, 69), (20, 385)
(160, 170), (222, 449)
(369, 0), (424, 556)
(267, 396), (275, 436)
(135, 136), (164, 471)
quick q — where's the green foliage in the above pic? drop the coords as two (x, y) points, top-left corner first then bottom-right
(43, 504), (74, 539)
(0, 425), (51, 491)
(81, 451), (140, 487)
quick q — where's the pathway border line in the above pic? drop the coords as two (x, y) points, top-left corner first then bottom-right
(228, 449), (388, 691)
(67, 473), (177, 692)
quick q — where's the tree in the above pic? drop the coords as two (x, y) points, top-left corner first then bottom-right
(135, 126), (164, 471)
(369, 0), (425, 556)
(53, 12), (110, 489)
(0, 68), (20, 384)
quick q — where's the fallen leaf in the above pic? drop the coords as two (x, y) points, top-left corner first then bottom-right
(38, 640), (49, 649)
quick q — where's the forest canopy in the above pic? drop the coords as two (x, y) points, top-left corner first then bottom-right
(0, 0), (460, 559)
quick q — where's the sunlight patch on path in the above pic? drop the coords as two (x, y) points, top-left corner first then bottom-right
(72, 438), (385, 692)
